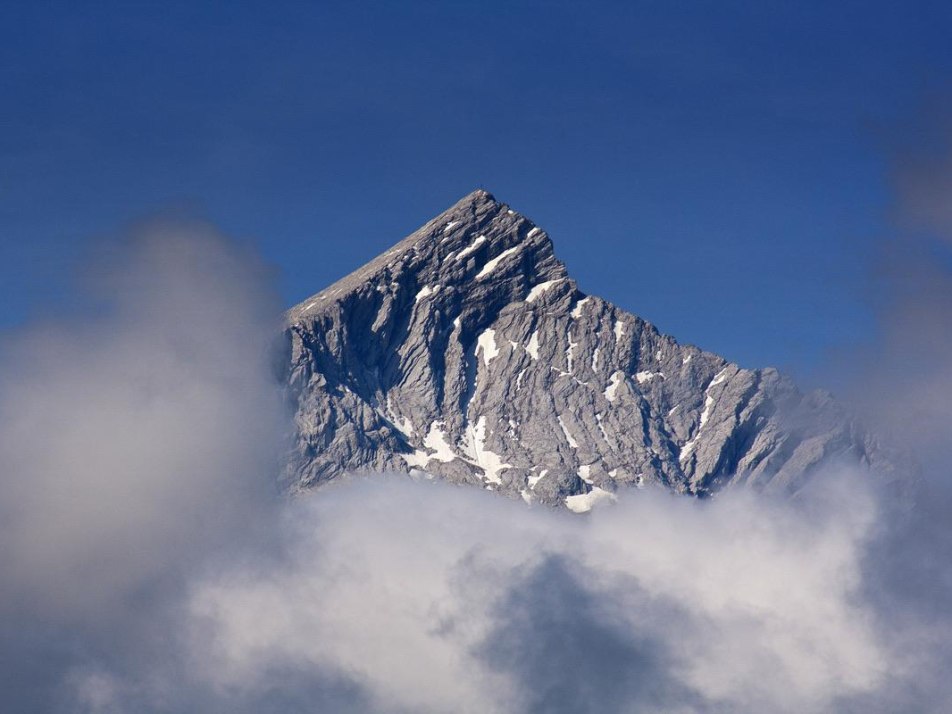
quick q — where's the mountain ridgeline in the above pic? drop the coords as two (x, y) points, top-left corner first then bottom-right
(282, 190), (885, 509)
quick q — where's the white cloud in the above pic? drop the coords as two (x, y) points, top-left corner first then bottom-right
(188, 473), (888, 714)
(0, 221), (286, 711)
(0, 220), (949, 714)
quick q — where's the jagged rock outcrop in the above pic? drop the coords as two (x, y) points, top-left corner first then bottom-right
(282, 190), (886, 508)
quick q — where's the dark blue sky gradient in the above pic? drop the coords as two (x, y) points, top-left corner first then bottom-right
(3, 1), (952, 376)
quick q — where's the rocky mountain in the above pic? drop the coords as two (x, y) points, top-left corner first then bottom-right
(281, 189), (886, 509)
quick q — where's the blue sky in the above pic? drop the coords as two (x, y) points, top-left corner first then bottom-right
(3, 0), (952, 377)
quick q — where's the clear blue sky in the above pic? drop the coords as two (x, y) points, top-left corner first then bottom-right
(3, 1), (952, 377)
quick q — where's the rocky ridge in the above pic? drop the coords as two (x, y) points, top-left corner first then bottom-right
(282, 190), (885, 508)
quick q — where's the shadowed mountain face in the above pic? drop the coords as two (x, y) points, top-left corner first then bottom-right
(282, 190), (885, 508)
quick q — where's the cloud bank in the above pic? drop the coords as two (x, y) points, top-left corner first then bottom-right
(189, 474), (886, 714)
(0, 220), (286, 711)
(0, 221), (949, 713)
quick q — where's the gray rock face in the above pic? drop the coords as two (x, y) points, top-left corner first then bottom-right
(282, 190), (887, 507)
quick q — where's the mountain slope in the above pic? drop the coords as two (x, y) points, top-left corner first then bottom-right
(282, 190), (883, 507)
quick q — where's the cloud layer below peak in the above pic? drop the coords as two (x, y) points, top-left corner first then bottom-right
(0, 223), (949, 714)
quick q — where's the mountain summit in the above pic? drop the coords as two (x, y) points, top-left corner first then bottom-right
(282, 190), (884, 508)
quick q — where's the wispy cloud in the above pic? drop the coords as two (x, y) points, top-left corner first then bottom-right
(0, 220), (286, 711)
(837, 102), (952, 468)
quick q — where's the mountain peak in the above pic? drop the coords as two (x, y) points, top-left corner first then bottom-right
(282, 195), (889, 507)
(459, 187), (498, 205)
(288, 191), (570, 324)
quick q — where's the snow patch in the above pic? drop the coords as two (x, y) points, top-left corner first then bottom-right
(421, 422), (458, 465)
(565, 487), (615, 513)
(402, 422), (458, 469)
(566, 331), (578, 372)
(558, 415), (579, 449)
(680, 439), (697, 462)
(386, 394), (414, 437)
(635, 370), (663, 384)
(455, 235), (487, 261)
(592, 346), (600, 372)
(527, 227), (541, 238)
(476, 329), (500, 367)
(526, 331), (540, 360)
(402, 450), (431, 469)
(595, 412), (614, 448)
(515, 368), (528, 391)
(680, 395), (716, 463)
(396, 416), (415, 437)
(570, 297), (591, 319)
(528, 469), (548, 488)
(709, 367), (730, 387)
(526, 279), (562, 302)
(578, 464), (593, 484)
(414, 284), (440, 302)
(604, 371), (624, 402)
(476, 246), (521, 279)
(464, 415), (512, 484)
(443, 221), (459, 233)
(614, 320), (625, 341)
(699, 394), (715, 429)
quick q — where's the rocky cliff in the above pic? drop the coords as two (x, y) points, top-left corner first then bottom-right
(282, 190), (884, 508)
